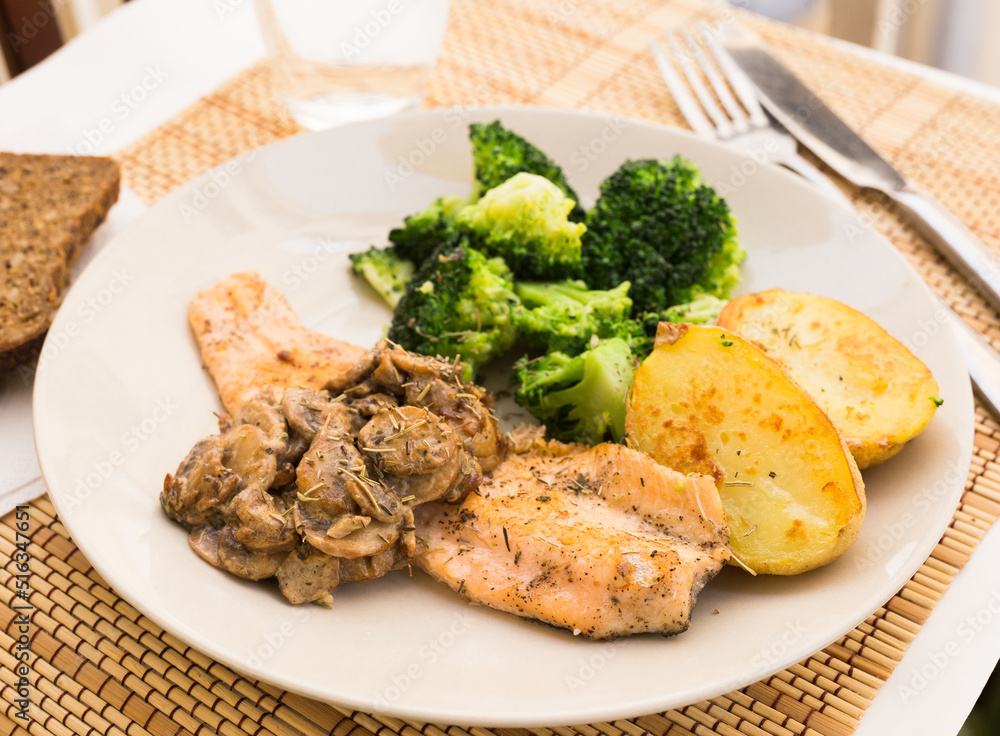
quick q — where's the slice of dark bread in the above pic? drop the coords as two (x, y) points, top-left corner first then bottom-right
(1, 153), (121, 371)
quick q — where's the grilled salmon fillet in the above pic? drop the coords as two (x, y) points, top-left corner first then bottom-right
(189, 272), (367, 414)
(415, 441), (730, 639)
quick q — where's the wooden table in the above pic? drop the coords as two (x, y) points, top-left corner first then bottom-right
(3, 1), (1000, 734)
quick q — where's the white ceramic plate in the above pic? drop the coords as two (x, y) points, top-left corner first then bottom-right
(34, 107), (973, 727)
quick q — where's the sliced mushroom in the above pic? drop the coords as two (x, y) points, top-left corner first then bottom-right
(217, 525), (286, 580)
(358, 406), (456, 476)
(405, 378), (507, 472)
(221, 424), (279, 492)
(340, 546), (405, 583)
(386, 448), (482, 505)
(234, 387), (286, 437)
(188, 526), (221, 567)
(297, 432), (400, 523)
(370, 349), (406, 393)
(277, 543), (341, 604)
(352, 392), (399, 417)
(324, 514), (373, 539)
(306, 519), (400, 559)
(344, 478), (400, 524)
(163, 338), (503, 605)
(323, 351), (379, 395)
(343, 379), (381, 402)
(399, 505), (417, 557)
(380, 342), (462, 386)
(162, 436), (240, 528)
(294, 434), (361, 523)
(443, 451), (482, 504)
(228, 486), (297, 553)
(280, 387), (327, 439)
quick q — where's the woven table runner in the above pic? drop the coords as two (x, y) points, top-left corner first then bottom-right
(6, 0), (1000, 734)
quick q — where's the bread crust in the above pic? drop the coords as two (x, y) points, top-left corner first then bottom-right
(0, 153), (121, 370)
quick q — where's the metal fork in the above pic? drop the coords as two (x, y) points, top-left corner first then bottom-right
(650, 22), (851, 206)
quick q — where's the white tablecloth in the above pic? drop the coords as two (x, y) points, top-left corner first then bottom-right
(2, 0), (998, 732)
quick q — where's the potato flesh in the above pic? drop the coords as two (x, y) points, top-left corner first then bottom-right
(626, 323), (865, 575)
(717, 289), (940, 469)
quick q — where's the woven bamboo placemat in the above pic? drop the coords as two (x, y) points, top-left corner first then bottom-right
(6, 0), (1000, 734)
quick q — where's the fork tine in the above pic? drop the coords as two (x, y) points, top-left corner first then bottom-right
(698, 21), (770, 129)
(648, 37), (714, 137)
(665, 31), (735, 139)
(680, 27), (748, 135)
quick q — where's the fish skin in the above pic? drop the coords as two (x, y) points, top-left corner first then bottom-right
(188, 271), (367, 415)
(415, 442), (730, 639)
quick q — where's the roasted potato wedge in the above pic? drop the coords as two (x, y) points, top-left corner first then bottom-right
(626, 323), (865, 576)
(717, 289), (940, 469)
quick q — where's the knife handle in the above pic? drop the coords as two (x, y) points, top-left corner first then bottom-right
(945, 305), (1000, 418)
(776, 155), (854, 209)
(891, 188), (1000, 314)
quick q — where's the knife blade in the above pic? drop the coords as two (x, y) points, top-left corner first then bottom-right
(718, 22), (1000, 316)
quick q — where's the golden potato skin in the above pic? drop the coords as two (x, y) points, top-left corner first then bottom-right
(717, 289), (940, 469)
(626, 323), (865, 576)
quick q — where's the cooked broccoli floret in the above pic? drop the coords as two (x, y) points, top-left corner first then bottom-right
(470, 121), (585, 221)
(387, 194), (467, 267)
(513, 279), (644, 355)
(514, 337), (635, 444)
(641, 292), (727, 331)
(387, 239), (519, 379)
(581, 157), (744, 315)
(348, 246), (415, 309)
(456, 172), (585, 281)
(632, 293), (729, 358)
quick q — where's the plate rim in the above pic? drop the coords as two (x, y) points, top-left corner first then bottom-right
(33, 104), (975, 727)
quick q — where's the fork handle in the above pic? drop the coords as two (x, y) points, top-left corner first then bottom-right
(776, 154), (853, 208)
(889, 187), (1000, 315)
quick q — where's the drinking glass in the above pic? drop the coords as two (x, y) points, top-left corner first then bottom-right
(254, 0), (451, 130)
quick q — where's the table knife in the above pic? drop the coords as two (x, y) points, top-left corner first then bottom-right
(718, 22), (1000, 416)
(718, 23), (1000, 314)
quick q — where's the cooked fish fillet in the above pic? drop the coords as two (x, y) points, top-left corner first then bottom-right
(415, 442), (730, 639)
(189, 272), (367, 414)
